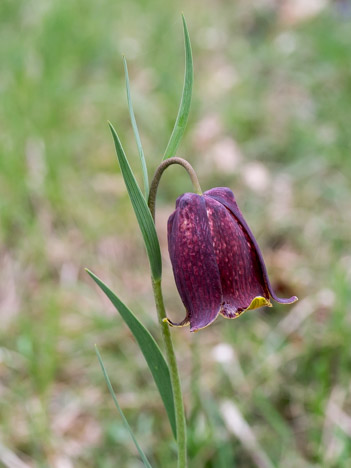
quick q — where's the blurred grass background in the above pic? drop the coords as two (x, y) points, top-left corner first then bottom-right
(1, 0), (351, 467)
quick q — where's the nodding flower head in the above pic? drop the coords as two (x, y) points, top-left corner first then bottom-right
(166, 187), (297, 332)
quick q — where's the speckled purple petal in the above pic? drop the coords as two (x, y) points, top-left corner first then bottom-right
(204, 195), (270, 318)
(205, 187), (297, 305)
(167, 193), (222, 331)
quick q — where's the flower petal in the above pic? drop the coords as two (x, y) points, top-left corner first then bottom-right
(220, 296), (272, 321)
(167, 193), (222, 331)
(205, 187), (298, 305)
(204, 195), (270, 318)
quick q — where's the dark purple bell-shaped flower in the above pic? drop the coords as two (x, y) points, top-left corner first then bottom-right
(167, 187), (297, 332)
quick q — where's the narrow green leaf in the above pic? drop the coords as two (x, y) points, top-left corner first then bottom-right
(163, 15), (193, 160)
(123, 57), (149, 199)
(95, 346), (153, 468)
(108, 122), (161, 280)
(87, 269), (177, 439)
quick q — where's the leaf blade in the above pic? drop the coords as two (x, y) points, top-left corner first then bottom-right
(163, 15), (193, 160)
(123, 56), (149, 199)
(87, 269), (177, 439)
(95, 346), (153, 468)
(108, 122), (162, 281)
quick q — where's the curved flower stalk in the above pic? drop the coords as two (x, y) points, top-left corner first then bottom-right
(167, 187), (298, 332)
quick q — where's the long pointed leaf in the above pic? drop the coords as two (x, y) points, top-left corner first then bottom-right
(109, 122), (161, 280)
(163, 15), (193, 160)
(123, 57), (149, 199)
(87, 269), (177, 439)
(95, 346), (153, 468)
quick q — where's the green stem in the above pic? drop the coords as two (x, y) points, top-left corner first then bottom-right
(148, 157), (202, 221)
(148, 158), (195, 467)
(152, 278), (187, 468)
(190, 335), (201, 414)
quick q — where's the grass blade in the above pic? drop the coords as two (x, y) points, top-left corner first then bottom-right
(87, 269), (177, 439)
(163, 15), (193, 160)
(108, 122), (162, 280)
(123, 56), (149, 199)
(95, 346), (153, 468)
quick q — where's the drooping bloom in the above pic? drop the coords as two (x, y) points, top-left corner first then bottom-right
(167, 187), (297, 332)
